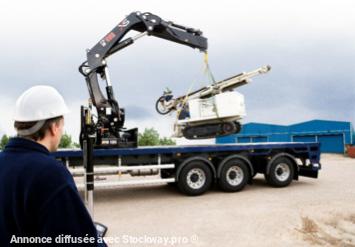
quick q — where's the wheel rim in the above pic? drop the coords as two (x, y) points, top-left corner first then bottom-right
(186, 168), (206, 189)
(221, 122), (236, 135)
(226, 166), (244, 186)
(274, 163), (290, 182)
(157, 101), (168, 114)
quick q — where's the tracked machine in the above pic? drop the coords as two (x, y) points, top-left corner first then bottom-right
(155, 65), (271, 139)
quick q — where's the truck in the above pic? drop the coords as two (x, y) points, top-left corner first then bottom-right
(57, 12), (322, 235)
(61, 11), (321, 197)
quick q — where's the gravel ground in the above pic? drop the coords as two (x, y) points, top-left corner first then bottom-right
(80, 154), (355, 247)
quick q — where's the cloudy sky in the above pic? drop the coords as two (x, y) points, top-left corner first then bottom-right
(1, 0), (354, 144)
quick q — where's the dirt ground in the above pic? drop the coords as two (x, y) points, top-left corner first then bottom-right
(80, 154), (355, 247)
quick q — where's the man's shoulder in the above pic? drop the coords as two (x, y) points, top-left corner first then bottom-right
(19, 152), (75, 189)
(37, 158), (73, 183)
(0, 149), (65, 177)
(25, 152), (68, 173)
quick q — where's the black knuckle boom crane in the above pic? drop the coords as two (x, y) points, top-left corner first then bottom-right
(79, 11), (207, 148)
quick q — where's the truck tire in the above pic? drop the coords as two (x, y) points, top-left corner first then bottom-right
(177, 161), (212, 196)
(265, 157), (294, 187)
(218, 159), (249, 192)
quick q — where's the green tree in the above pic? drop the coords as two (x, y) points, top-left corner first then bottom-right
(138, 128), (176, 146)
(0, 135), (10, 150)
(159, 137), (176, 146)
(138, 128), (160, 146)
(59, 133), (73, 148)
(73, 142), (81, 148)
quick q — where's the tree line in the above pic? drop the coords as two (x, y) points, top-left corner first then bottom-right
(0, 128), (175, 150)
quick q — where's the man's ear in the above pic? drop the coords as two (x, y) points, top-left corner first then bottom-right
(48, 122), (57, 136)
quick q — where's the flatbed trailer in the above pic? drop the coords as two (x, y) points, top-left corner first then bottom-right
(54, 142), (321, 196)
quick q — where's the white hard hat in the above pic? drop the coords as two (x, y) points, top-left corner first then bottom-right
(14, 85), (70, 122)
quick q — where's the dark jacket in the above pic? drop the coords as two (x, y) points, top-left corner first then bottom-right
(0, 137), (106, 246)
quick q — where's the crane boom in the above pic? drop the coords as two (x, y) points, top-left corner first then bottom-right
(79, 11), (207, 148)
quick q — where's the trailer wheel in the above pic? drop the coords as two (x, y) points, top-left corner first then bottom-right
(265, 157), (294, 187)
(218, 159), (249, 192)
(177, 161), (212, 196)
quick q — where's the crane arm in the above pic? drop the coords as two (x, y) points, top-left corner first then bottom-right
(79, 11), (207, 148)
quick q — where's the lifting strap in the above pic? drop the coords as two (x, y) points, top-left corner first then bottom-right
(175, 52), (217, 122)
(203, 52), (216, 84)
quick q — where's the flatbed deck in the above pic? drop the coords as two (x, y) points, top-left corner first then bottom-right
(55, 142), (320, 159)
(53, 142), (321, 196)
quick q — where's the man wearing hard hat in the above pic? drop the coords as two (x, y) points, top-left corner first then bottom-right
(0, 86), (106, 246)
